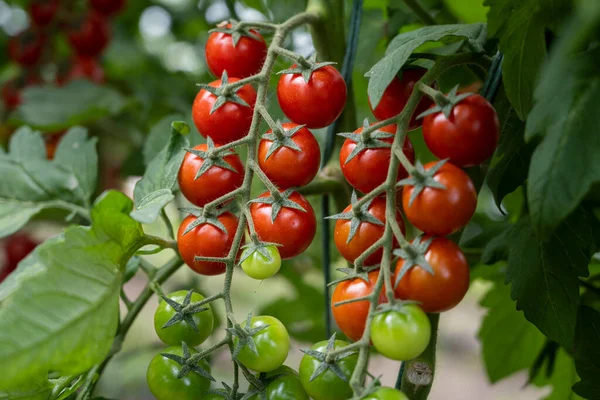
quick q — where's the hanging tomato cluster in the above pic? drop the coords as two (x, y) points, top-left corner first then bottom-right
(331, 68), (500, 361)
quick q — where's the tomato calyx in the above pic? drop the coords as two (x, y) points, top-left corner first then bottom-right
(326, 191), (384, 243)
(397, 160), (448, 206)
(211, 19), (264, 47)
(245, 370), (293, 399)
(392, 235), (435, 287)
(239, 240), (281, 265)
(228, 312), (269, 359)
(185, 137), (240, 179)
(179, 206), (230, 235)
(300, 334), (357, 382)
(349, 377), (383, 400)
(338, 119), (394, 164)
(417, 85), (474, 119)
(204, 382), (243, 400)
(328, 266), (379, 287)
(260, 121), (305, 160)
(277, 53), (337, 83)
(247, 188), (306, 222)
(160, 342), (215, 381)
(197, 71), (251, 114)
(159, 289), (210, 332)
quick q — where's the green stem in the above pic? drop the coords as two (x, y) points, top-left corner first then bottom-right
(403, 0), (437, 25)
(160, 209), (175, 240)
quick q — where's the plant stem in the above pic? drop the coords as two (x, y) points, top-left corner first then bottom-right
(160, 209), (175, 240)
(403, 0), (437, 25)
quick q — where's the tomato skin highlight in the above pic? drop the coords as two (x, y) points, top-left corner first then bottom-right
(234, 315), (290, 372)
(277, 65), (347, 129)
(340, 124), (414, 194)
(192, 77), (257, 145)
(423, 94), (500, 167)
(394, 237), (469, 313)
(258, 123), (321, 189)
(369, 69), (432, 129)
(299, 339), (358, 400)
(333, 196), (404, 266)
(67, 13), (111, 57)
(370, 305), (431, 361)
(177, 144), (244, 207)
(177, 212), (239, 275)
(241, 246), (281, 280)
(402, 161), (476, 235)
(146, 346), (211, 400)
(247, 366), (310, 400)
(206, 26), (267, 78)
(153, 290), (214, 347)
(331, 270), (387, 342)
(249, 191), (316, 260)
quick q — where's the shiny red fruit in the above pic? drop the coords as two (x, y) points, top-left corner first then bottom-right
(67, 13), (111, 57)
(206, 24), (267, 78)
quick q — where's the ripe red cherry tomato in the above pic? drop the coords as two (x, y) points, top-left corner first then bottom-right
(2, 80), (22, 111)
(277, 65), (347, 129)
(1, 233), (38, 282)
(394, 237), (469, 313)
(67, 13), (111, 57)
(423, 94), (500, 167)
(177, 212), (239, 275)
(192, 77), (257, 145)
(249, 191), (316, 259)
(89, 0), (126, 16)
(8, 32), (46, 67)
(258, 123), (321, 189)
(30, 0), (60, 27)
(206, 25), (267, 78)
(331, 270), (387, 342)
(334, 196), (404, 266)
(369, 69), (432, 129)
(177, 144), (244, 207)
(66, 56), (105, 84)
(339, 124), (415, 194)
(402, 161), (476, 235)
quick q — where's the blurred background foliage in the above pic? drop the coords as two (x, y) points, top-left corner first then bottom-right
(0, 0), (556, 399)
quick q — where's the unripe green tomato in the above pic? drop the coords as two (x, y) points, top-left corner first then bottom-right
(241, 246), (281, 280)
(146, 346), (211, 400)
(153, 290), (214, 346)
(234, 315), (290, 372)
(299, 339), (358, 400)
(363, 387), (410, 400)
(247, 366), (310, 400)
(370, 305), (431, 361)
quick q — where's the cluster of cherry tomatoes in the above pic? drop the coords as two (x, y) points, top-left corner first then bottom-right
(331, 67), (499, 361)
(0, 233), (38, 283)
(2, 0), (124, 157)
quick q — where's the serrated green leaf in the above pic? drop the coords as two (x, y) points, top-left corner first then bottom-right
(485, 0), (571, 118)
(525, 44), (600, 238)
(479, 283), (545, 383)
(9, 81), (128, 131)
(365, 23), (486, 108)
(132, 123), (189, 224)
(0, 191), (144, 388)
(504, 208), (600, 348)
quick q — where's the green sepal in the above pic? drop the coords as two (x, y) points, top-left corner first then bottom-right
(327, 266), (379, 287)
(203, 382), (245, 400)
(260, 121), (305, 161)
(417, 85), (474, 120)
(392, 235), (435, 288)
(185, 137), (238, 180)
(160, 289), (210, 333)
(179, 206), (229, 235)
(396, 160), (447, 207)
(247, 188), (306, 223)
(241, 370), (292, 400)
(228, 312), (269, 359)
(299, 334), (356, 382)
(277, 53), (337, 83)
(372, 299), (421, 317)
(197, 71), (250, 114)
(210, 19), (263, 47)
(160, 342), (215, 381)
(325, 191), (383, 243)
(348, 377), (383, 400)
(238, 240), (281, 265)
(338, 118), (394, 164)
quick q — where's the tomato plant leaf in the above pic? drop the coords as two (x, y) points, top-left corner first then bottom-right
(0, 127), (97, 238)
(485, 0), (571, 119)
(479, 283), (546, 383)
(504, 208), (600, 348)
(0, 375), (51, 399)
(131, 122), (190, 224)
(0, 191), (143, 388)
(143, 114), (186, 166)
(9, 80), (128, 131)
(534, 349), (583, 400)
(365, 23), (486, 108)
(525, 42), (600, 238)
(572, 307), (600, 398)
